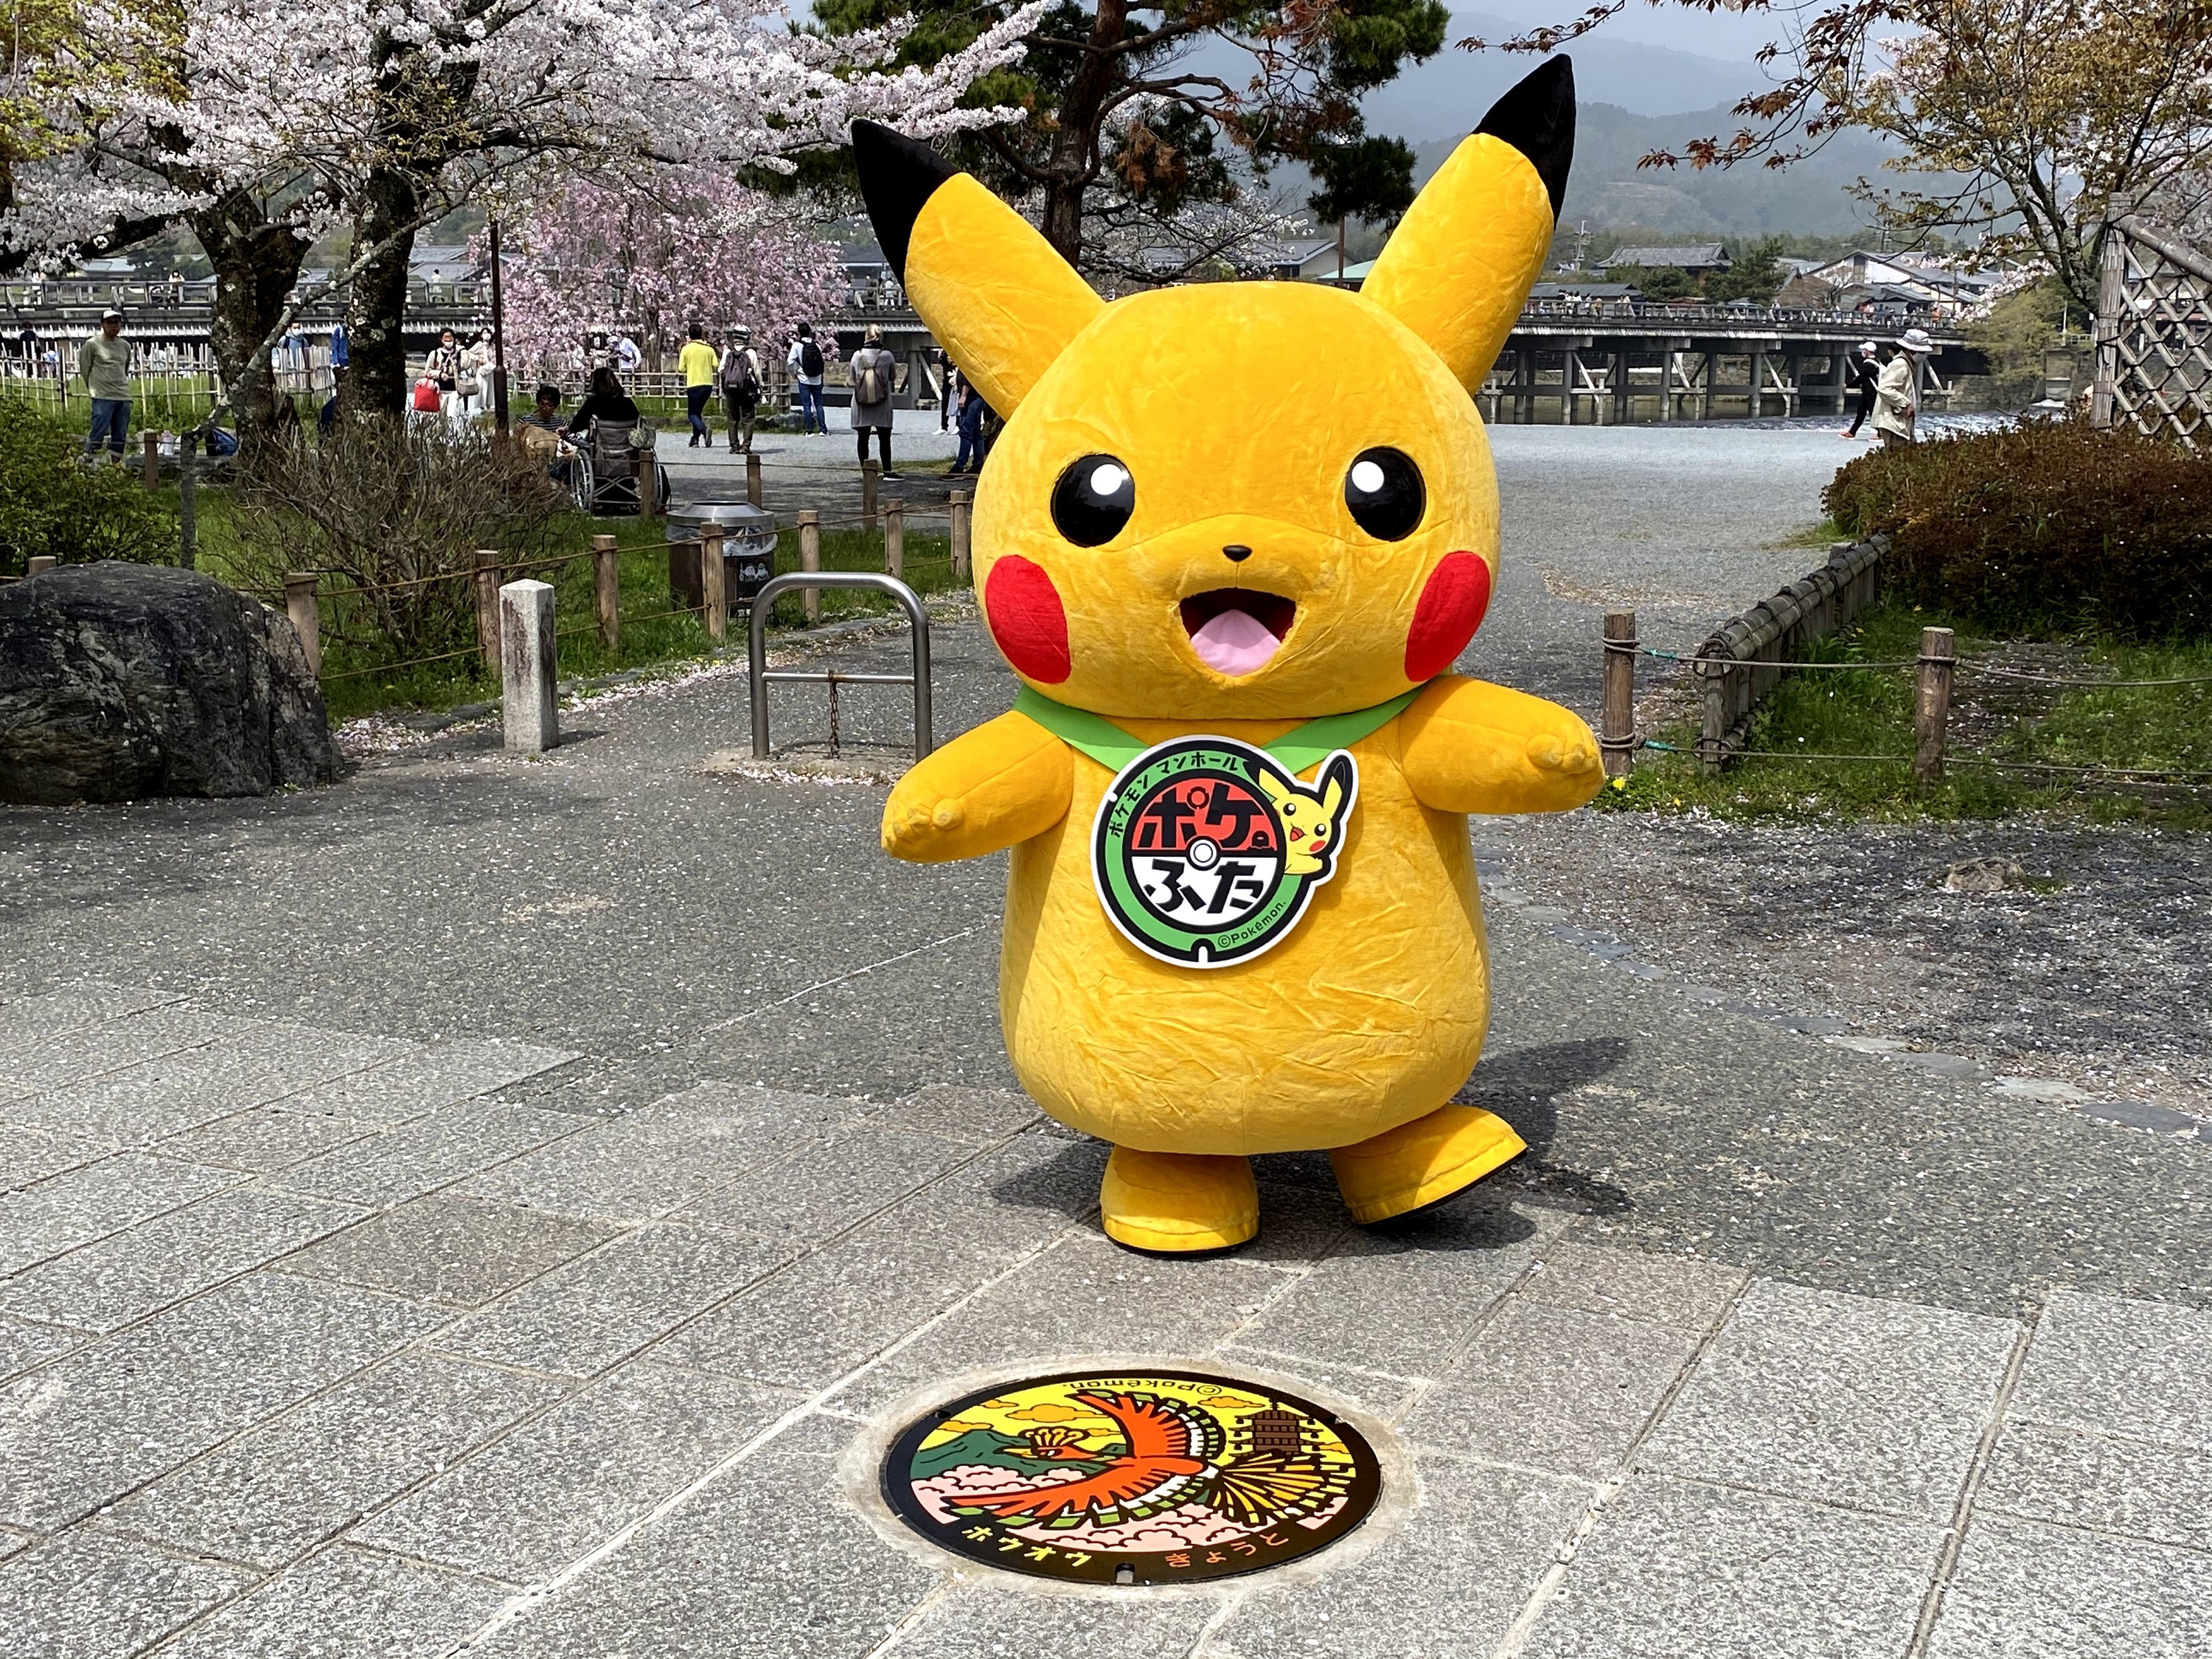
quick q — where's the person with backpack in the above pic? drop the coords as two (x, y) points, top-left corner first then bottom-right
(720, 325), (762, 452)
(787, 322), (827, 434)
(678, 321), (720, 448)
(849, 323), (897, 478)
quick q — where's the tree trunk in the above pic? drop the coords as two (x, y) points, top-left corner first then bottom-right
(188, 197), (307, 446)
(339, 164), (423, 420)
(1035, 0), (1130, 269)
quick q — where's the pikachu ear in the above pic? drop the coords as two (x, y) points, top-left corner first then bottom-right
(1360, 58), (1575, 392)
(852, 122), (1105, 414)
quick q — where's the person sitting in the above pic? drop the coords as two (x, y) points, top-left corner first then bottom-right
(565, 365), (641, 435)
(518, 383), (573, 482)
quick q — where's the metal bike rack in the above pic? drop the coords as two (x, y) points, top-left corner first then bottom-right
(748, 571), (933, 760)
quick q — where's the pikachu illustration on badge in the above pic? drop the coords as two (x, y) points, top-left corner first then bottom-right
(856, 58), (1603, 1254)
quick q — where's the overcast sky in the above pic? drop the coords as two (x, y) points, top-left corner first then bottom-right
(1461, 1), (1790, 60)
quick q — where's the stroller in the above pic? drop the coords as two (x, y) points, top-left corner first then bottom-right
(571, 418), (668, 515)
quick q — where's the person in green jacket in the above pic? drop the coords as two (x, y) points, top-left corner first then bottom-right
(77, 310), (133, 462)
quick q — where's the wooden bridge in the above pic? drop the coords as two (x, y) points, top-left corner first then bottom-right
(1, 280), (1972, 424)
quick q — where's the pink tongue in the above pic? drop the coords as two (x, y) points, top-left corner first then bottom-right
(1189, 608), (1281, 676)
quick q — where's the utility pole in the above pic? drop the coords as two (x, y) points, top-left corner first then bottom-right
(487, 218), (510, 437)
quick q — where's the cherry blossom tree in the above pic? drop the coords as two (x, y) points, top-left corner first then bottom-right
(7, 0), (1046, 434)
(484, 175), (850, 379)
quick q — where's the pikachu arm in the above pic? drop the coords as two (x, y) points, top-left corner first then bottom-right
(881, 710), (1075, 863)
(1399, 675), (1604, 815)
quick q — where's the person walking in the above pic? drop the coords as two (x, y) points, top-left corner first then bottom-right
(950, 378), (989, 476)
(458, 329), (494, 422)
(935, 346), (955, 430)
(720, 325), (762, 452)
(77, 310), (132, 462)
(1840, 340), (1879, 439)
(849, 323), (897, 478)
(427, 327), (464, 425)
(1874, 328), (1935, 447)
(787, 323), (827, 434)
(678, 322), (719, 448)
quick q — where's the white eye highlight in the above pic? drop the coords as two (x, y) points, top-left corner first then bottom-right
(1089, 462), (1130, 497)
(1350, 459), (1386, 494)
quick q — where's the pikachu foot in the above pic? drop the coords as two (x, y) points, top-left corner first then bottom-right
(1329, 1105), (1526, 1225)
(1100, 1147), (1259, 1254)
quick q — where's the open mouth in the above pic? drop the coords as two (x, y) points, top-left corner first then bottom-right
(1180, 589), (1297, 677)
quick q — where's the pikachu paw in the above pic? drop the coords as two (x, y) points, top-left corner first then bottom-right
(1530, 729), (1601, 776)
(881, 795), (965, 858)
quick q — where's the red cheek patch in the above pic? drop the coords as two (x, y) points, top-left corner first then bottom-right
(984, 556), (1072, 684)
(1405, 552), (1492, 681)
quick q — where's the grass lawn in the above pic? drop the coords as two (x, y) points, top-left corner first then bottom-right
(1596, 598), (2212, 828)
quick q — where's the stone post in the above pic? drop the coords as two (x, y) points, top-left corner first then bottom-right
(25, 556), (56, 577)
(745, 451), (762, 507)
(860, 459), (879, 523)
(500, 579), (558, 753)
(284, 571), (321, 676)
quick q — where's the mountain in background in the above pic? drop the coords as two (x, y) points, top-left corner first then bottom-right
(1352, 18), (1927, 238)
(1407, 100), (1924, 238)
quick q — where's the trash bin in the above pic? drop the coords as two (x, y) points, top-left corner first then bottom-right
(666, 502), (777, 614)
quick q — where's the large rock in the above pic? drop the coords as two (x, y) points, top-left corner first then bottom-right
(0, 562), (344, 804)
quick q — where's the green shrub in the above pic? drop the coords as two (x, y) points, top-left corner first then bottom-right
(1825, 420), (2212, 639)
(0, 395), (178, 577)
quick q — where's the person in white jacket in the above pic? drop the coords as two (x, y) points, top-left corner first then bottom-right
(1874, 327), (1935, 445)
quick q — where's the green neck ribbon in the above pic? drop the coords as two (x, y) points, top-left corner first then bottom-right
(1012, 684), (1426, 777)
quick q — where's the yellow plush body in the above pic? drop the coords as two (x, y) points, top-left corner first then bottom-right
(855, 60), (1600, 1249)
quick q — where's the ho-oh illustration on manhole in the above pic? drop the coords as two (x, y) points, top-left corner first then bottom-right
(881, 1369), (1382, 1585)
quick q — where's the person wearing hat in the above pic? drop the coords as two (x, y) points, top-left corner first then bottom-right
(720, 325), (762, 452)
(77, 310), (133, 462)
(1840, 339), (1880, 440)
(1874, 327), (1935, 445)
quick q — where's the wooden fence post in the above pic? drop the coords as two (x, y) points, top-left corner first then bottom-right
(883, 501), (904, 580)
(860, 459), (879, 523)
(1915, 626), (1955, 785)
(25, 556), (56, 577)
(949, 489), (972, 582)
(745, 451), (762, 507)
(636, 446), (661, 517)
(474, 548), (502, 675)
(142, 430), (160, 489)
(1601, 611), (1636, 777)
(700, 526), (726, 643)
(592, 534), (619, 653)
(284, 571), (321, 676)
(798, 509), (821, 625)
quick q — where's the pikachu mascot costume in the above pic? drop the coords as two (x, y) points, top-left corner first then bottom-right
(858, 58), (1602, 1253)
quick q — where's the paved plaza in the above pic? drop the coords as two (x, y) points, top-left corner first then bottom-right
(2, 425), (2205, 1655)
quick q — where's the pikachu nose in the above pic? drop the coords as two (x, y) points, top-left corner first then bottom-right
(1222, 544), (1253, 563)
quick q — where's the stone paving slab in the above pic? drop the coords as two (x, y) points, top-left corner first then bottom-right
(157, 1544), (512, 1659)
(102, 1352), (568, 1567)
(0, 1182), (365, 1332)
(271, 1037), (579, 1127)
(0, 1123), (105, 1190)
(352, 1361), (800, 1583)
(1926, 1514), (2212, 1659)
(1638, 1279), (2022, 1521)
(0, 1272), (444, 1530)
(0, 1529), (254, 1659)
(1, 991), (2206, 1658)
(1516, 1475), (1942, 1659)
(438, 1222), (798, 1377)
(281, 1192), (622, 1308)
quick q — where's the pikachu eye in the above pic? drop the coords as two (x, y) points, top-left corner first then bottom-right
(1051, 453), (1135, 547)
(1345, 448), (1425, 541)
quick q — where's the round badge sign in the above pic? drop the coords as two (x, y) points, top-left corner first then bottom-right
(881, 1369), (1382, 1585)
(1091, 737), (1357, 968)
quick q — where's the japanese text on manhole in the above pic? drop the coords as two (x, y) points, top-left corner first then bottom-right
(881, 1369), (1382, 1585)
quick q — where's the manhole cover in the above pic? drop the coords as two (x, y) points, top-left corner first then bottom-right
(880, 1368), (1382, 1585)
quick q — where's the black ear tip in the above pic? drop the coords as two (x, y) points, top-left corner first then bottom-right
(1475, 55), (1576, 218)
(850, 122), (961, 284)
